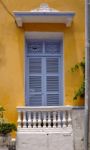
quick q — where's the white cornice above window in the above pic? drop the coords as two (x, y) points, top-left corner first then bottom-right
(13, 3), (75, 27)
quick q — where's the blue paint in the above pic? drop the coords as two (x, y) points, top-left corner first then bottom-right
(14, 12), (75, 17)
(25, 39), (64, 106)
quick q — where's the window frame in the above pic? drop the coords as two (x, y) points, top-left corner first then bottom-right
(24, 32), (64, 106)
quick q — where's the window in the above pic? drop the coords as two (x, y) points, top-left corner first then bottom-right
(25, 39), (64, 106)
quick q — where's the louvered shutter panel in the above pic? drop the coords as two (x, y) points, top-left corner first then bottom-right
(46, 58), (60, 106)
(45, 40), (63, 106)
(27, 57), (42, 106)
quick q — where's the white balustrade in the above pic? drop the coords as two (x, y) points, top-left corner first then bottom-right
(53, 112), (57, 128)
(33, 112), (37, 128)
(67, 111), (72, 128)
(43, 112), (47, 128)
(28, 112), (32, 128)
(17, 106), (72, 131)
(17, 111), (21, 128)
(38, 112), (41, 128)
(57, 112), (61, 128)
(48, 112), (51, 128)
(62, 111), (67, 128)
(23, 111), (27, 128)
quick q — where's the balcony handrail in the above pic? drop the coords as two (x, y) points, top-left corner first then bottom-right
(16, 106), (72, 131)
(17, 106), (73, 112)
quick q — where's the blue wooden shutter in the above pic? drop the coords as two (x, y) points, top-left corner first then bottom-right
(28, 58), (42, 106)
(46, 58), (60, 106)
(25, 39), (63, 106)
(45, 41), (63, 106)
(26, 40), (43, 106)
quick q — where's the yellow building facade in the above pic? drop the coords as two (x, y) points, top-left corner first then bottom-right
(0, 0), (85, 124)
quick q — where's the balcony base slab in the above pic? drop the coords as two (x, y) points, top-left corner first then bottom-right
(16, 131), (74, 150)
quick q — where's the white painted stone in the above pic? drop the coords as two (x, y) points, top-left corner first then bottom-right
(16, 106), (73, 150)
(72, 109), (84, 150)
(31, 3), (59, 12)
(17, 106), (72, 129)
(16, 131), (74, 150)
(13, 3), (75, 27)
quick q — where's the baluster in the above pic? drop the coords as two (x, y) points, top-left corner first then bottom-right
(23, 111), (27, 128)
(62, 111), (67, 128)
(38, 112), (41, 128)
(17, 111), (21, 129)
(33, 112), (37, 128)
(53, 112), (57, 128)
(57, 111), (61, 128)
(43, 112), (47, 128)
(48, 112), (51, 128)
(28, 112), (32, 128)
(68, 111), (72, 128)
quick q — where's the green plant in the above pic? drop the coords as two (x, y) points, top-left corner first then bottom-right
(0, 106), (5, 123)
(71, 58), (85, 100)
(0, 123), (16, 135)
(0, 106), (17, 135)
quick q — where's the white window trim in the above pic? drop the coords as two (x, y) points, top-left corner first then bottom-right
(25, 32), (63, 40)
(13, 3), (75, 27)
(24, 32), (65, 106)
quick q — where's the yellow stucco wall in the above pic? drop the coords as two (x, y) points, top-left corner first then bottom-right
(0, 0), (85, 125)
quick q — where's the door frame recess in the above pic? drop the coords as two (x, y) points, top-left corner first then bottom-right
(24, 32), (64, 106)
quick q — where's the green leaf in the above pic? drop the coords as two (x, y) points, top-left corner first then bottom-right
(71, 57), (85, 100)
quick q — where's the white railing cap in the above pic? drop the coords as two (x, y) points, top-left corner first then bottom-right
(16, 106), (72, 112)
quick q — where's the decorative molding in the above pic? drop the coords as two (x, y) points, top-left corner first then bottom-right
(31, 3), (59, 12)
(25, 32), (63, 40)
(13, 3), (75, 27)
(17, 106), (72, 131)
(16, 17), (22, 27)
(66, 17), (73, 27)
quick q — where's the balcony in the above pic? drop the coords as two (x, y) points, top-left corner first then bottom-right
(16, 106), (74, 150)
(17, 106), (72, 133)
